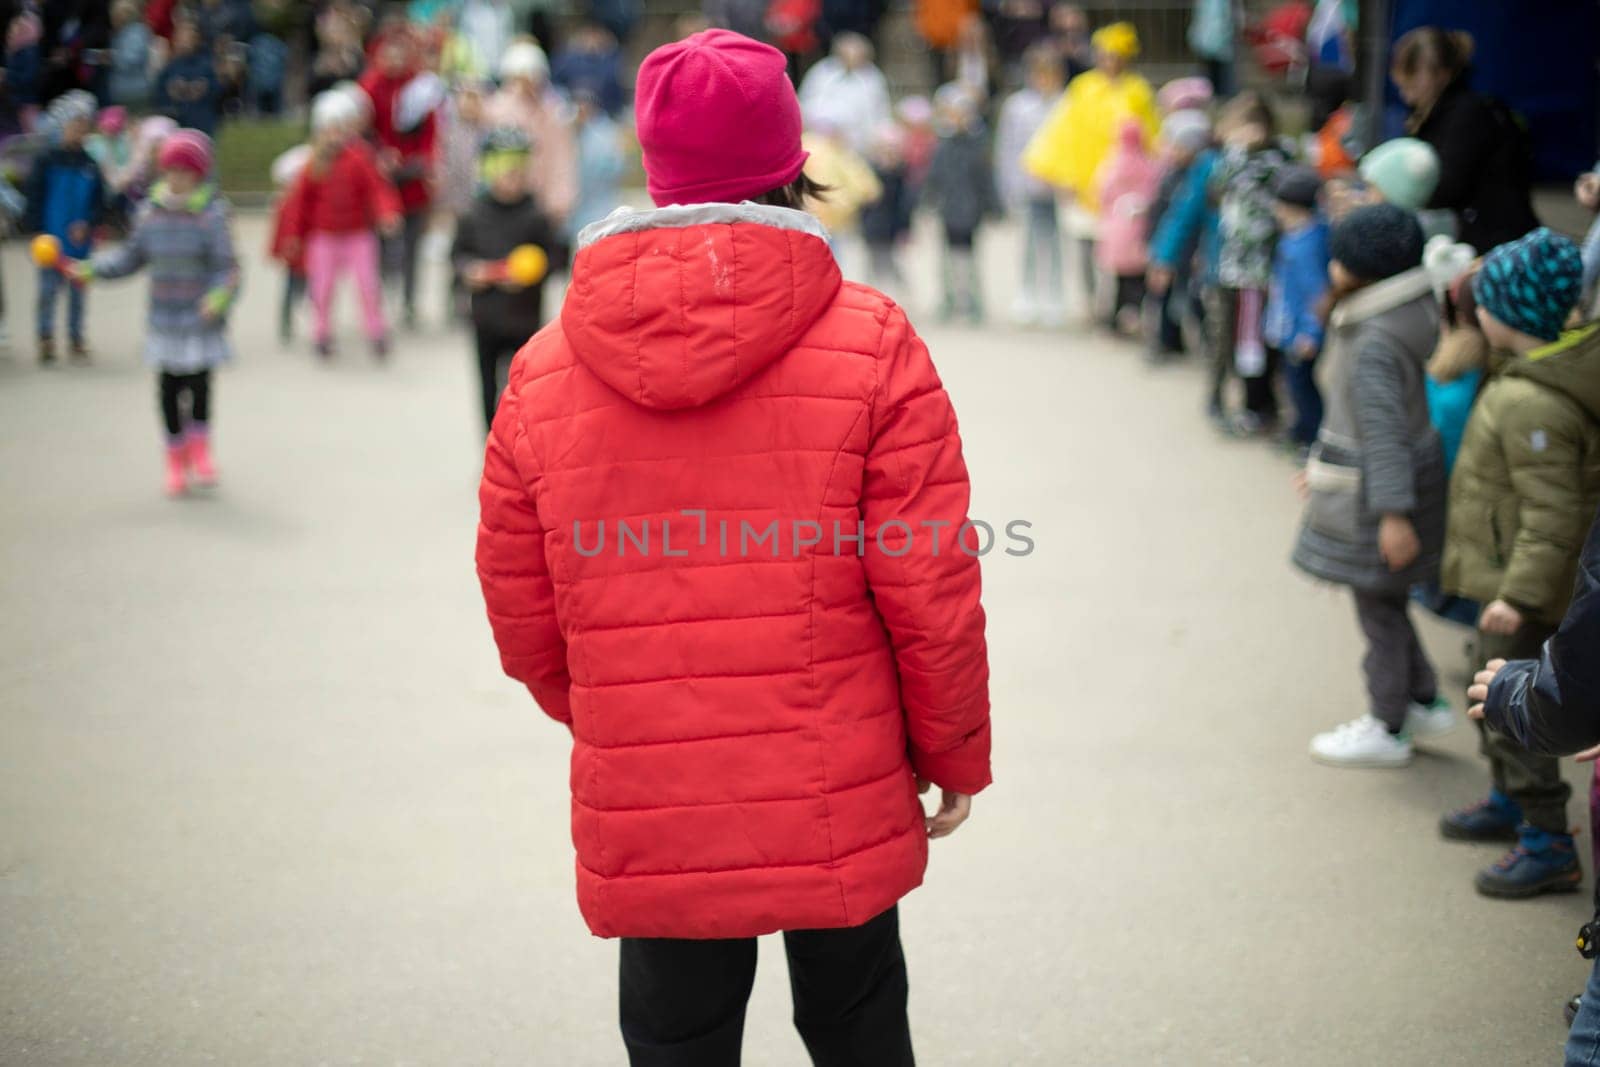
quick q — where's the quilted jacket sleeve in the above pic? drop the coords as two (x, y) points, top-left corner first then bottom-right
(862, 309), (992, 794)
(476, 361), (573, 728)
(1352, 337), (1418, 515)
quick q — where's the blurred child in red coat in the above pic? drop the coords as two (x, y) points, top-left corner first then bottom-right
(278, 89), (402, 358)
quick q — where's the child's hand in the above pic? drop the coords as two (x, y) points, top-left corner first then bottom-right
(62, 260), (91, 285)
(917, 778), (973, 839)
(68, 221), (89, 246)
(495, 276), (526, 292)
(378, 217), (401, 239)
(1466, 658), (1508, 719)
(464, 261), (494, 290)
(1291, 337), (1317, 363)
(1378, 513), (1420, 572)
(1478, 598), (1524, 636)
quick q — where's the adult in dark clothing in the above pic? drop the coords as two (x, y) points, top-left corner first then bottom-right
(818, 0), (886, 54)
(451, 128), (563, 429)
(585, 0), (640, 45)
(1471, 502), (1600, 1062)
(550, 22), (624, 117)
(40, 0), (112, 103)
(153, 20), (223, 137)
(983, 0), (1048, 83)
(1046, 2), (1091, 82)
(196, 0), (256, 47)
(702, 0), (769, 42)
(1391, 26), (1539, 253)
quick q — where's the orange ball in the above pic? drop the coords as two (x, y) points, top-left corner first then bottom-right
(30, 234), (60, 268)
(506, 244), (548, 286)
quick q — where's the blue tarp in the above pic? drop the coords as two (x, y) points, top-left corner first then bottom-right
(1385, 0), (1599, 179)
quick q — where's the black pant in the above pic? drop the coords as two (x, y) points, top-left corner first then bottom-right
(1207, 287), (1280, 419)
(473, 327), (523, 430)
(279, 270), (305, 342)
(619, 905), (914, 1067)
(1243, 346), (1283, 422)
(1352, 588), (1439, 731)
(159, 370), (211, 438)
(384, 209), (428, 317)
(1110, 273), (1146, 324)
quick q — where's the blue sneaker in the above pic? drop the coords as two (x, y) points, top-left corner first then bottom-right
(1440, 790), (1522, 843)
(1475, 826), (1583, 899)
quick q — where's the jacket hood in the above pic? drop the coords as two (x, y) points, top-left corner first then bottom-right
(562, 203), (842, 410)
(1329, 265), (1434, 330)
(1506, 323), (1600, 423)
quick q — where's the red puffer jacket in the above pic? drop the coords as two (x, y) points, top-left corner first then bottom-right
(278, 142), (401, 240)
(476, 203), (991, 940)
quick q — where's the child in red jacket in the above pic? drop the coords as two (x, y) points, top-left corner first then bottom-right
(280, 90), (402, 358)
(358, 29), (437, 330)
(475, 30), (991, 1066)
(267, 141), (310, 346)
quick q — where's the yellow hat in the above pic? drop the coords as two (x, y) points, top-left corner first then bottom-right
(1092, 22), (1140, 59)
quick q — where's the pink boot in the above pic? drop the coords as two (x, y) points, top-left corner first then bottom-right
(186, 425), (217, 486)
(164, 442), (187, 497)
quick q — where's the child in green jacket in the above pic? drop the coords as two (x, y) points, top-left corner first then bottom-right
(1438, 228), (1600, 899)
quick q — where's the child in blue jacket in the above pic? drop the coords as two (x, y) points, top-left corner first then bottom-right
(24, 92), (105, 365)
(1146, 143), (1220, 364)
(1261, 166), (1329, 451)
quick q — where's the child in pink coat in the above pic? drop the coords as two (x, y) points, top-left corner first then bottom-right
(1095, 117), (1161, 334)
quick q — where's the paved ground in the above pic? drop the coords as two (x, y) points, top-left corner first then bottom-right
(1, 214), (1593, 1066)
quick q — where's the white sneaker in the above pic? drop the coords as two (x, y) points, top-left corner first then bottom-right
(1405, 697), (1458, 739)
(1309, 715), (1414, 767)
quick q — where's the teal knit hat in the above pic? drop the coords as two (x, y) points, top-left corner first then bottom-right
(1357, 137), (1439, 212)
(1473, 228), (1584, 342)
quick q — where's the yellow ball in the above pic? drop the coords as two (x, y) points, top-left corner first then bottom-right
(506, 244), (548, 286)
(30, 234), (60, 268)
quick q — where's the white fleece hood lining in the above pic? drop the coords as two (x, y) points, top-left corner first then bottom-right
(576, 202), (830, 252)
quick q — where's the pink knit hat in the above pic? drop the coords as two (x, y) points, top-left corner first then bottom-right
(98, 106), (128, 136)
(635, 29), (808, 207)
(157, 129), (213, 176)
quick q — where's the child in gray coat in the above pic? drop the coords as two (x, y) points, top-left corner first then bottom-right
(72, 130), (240, 498)
(1293, 204), (1452, 768)
(921, 83), (998, 323)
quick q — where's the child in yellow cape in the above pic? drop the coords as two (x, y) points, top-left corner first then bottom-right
(1021, 21), (1158, 312)
(1021, 22), (1159, 210)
